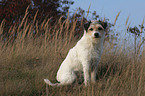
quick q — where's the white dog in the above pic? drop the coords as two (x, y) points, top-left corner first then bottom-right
(44, 20), (107, 86)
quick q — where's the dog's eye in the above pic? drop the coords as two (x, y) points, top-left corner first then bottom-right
(89, 28), (94, 31)
(98, 27), (103, 31)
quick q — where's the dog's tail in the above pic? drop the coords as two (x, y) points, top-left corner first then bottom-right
(44, 79), (61, 86)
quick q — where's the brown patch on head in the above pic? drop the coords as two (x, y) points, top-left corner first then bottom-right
(84, 20), (107, 32)
(91, 20), (107, 29)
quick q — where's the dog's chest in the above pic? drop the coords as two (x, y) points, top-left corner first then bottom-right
(86, 44), (102, 59)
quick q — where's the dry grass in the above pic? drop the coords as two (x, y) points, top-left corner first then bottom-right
(0, 12), (145, 96)
(113, 11), (121, 26)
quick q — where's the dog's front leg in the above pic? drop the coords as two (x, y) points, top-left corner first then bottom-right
(82, 61), (90, 86)
(91, 66), (97, 84)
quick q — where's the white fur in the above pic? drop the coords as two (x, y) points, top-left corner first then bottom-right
(44, 22), (106, 86)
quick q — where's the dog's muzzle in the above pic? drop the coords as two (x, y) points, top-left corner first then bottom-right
(94, 33), (100, 38)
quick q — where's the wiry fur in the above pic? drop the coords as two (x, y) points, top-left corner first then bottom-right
(44, 20), (107, 86)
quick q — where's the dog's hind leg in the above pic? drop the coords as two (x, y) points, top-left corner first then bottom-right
(56, 72), (77, 85)
(44, 72), (77, 86)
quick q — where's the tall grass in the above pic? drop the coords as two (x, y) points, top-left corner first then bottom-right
(0, 10), (145, 96)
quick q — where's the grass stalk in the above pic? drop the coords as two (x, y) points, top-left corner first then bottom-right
(86, 4), (91, 18)
(114, 11), (121, 26)
(125, 16), (130, 26)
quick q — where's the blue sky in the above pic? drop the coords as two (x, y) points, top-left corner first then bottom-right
(70, 0), (145, 27)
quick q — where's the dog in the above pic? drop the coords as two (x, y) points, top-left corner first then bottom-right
(44, 20), (107, 86)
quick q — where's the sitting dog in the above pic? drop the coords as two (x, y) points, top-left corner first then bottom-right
(44, 20), (107, 86)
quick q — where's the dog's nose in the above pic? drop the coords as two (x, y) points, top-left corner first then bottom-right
(94, 33), (99, 38)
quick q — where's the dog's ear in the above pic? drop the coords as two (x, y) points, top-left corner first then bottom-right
(102, 22), (107, 29)
(98, 20), (107, 29)
(84, 21), (91, 31)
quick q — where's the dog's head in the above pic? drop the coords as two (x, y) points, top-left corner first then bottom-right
(84, 20), (107, 39)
